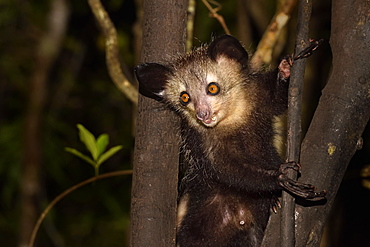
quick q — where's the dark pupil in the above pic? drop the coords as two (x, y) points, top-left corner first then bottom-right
(180, 92), (190, 105)
(208, 82), (219, 95)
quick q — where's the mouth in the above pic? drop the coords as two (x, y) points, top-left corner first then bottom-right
(201, 115), (217, 127)
(195, 105), (218, 127)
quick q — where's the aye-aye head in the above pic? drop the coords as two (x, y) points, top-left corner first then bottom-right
(135, 35), (258, 130)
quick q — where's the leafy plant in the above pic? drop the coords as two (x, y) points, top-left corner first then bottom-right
(65, 124), (123, 176)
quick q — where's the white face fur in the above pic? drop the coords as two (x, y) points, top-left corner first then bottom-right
(159, 55), (257, 131)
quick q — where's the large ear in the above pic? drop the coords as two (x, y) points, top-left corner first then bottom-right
(207, 35), (249, 67)
(135, 63), (172, 101)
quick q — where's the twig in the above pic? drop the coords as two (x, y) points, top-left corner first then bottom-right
(87, 0), (138, 105)
(251, 0), (297, 69)
(281, 0), (313, 246)
(201, 0), (231, 35)
(28, 170), (133, 247)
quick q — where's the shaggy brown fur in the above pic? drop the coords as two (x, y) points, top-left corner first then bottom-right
(135, 35), (324, 247)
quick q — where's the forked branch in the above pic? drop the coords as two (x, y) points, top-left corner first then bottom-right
(201, 0), (231, 35)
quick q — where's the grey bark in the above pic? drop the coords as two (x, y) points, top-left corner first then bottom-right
(129, 1), (188, 246)
(281, 0), (313, 246)
(295, 0), (370, 245)
(263, 0), (370, 246)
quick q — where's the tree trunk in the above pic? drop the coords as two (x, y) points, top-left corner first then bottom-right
(295, 0), (370, 246)
(129, 1), (188, 247)
(263, 0), (369, 246)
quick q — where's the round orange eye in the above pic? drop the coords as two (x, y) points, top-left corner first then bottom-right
(180, 92), (190, 105)
(207, 82), (220, 95)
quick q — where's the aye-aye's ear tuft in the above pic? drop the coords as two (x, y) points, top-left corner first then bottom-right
(207, 35), (249, 68)
(135, 63), (172, 100)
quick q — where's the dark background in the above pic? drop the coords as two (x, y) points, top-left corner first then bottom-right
(0, 0), (368, 246)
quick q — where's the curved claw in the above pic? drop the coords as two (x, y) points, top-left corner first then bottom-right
(294, 39), (323, 60)
(278, 175), (327, 201)
(279, 161), (301, 174)
(270, 196), (281, 214)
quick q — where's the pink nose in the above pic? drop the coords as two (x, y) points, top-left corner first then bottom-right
(196, 110), (210, 122)
(195, 100), (212, 123)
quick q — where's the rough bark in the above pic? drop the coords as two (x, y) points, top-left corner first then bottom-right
(281, 1), (312, 246)
(262, 0), (369, 246)
(129, 1), (188, 247)
(295, 0), (370, 245)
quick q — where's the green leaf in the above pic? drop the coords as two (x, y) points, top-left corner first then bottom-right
(96, 145), (123, 166)
(77, 124), (99, 161)
(65, 147), (96, 167)
(96, 133), (109, 156)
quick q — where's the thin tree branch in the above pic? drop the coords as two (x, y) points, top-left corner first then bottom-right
(28, 170), (133, 247)
(201, 0), (231, 35)
(282, 0), (313, 246)
(251, 0), (297, 69)
(87, 0), (138, 105)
